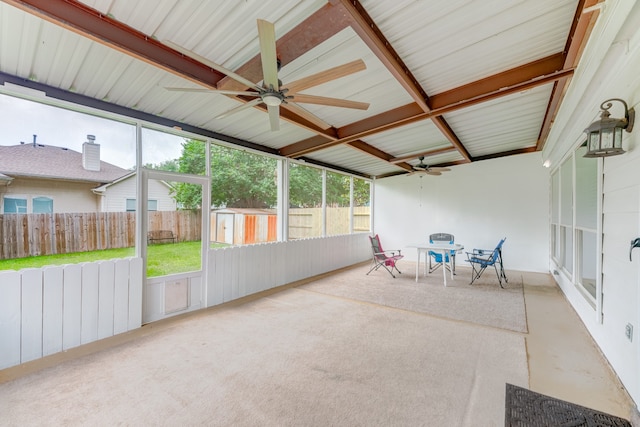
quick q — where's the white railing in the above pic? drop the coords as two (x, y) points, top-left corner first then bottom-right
(0, 234), (371, 370)
(0, 258), (143, 370)
(207, 233), (371, 306)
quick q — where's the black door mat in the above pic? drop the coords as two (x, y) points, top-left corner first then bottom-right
(505, 383), (631, 426)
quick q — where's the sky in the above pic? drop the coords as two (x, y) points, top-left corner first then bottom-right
(0, 93), (185, 169)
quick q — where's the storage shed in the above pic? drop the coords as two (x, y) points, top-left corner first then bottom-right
(211, 208), (277, 245)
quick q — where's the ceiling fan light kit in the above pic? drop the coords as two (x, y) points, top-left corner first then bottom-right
(262, 93), (284, 106)
(164, 19), (369, 131)
(410, 156), (451, 176)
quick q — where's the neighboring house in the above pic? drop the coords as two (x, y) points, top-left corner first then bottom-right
(0, 137), (175, 213)
(93, 172), (177, 212)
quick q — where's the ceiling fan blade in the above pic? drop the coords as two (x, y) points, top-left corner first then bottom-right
(215, 97), (264, 119)
(282, 102), (332, 130)
(163, 40), (262, 91)
(164, 87), (260, 96)
(429, 167), (451, 172)
(426, 171), (442, 176)
(291, 94), (369, 110)
(285, 60), (367, 93)
(267, 105), (280, 131)
(257, 19), (279, 89)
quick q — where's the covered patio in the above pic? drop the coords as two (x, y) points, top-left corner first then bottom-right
(1, 0), (640, 424)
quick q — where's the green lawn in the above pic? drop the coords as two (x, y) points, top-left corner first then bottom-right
(0, 241), (228, 277)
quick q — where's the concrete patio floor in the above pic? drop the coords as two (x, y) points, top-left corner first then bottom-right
(0, 264), (637, 425)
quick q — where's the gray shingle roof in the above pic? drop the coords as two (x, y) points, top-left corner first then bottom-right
(0, 144), (129, 183)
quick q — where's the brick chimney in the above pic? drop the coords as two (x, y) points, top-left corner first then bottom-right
(82, 134), (100, 171)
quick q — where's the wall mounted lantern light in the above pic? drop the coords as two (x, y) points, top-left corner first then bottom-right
(584, 98), (635, 158)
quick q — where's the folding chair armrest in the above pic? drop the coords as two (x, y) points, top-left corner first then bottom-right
(466, 251), (492, 261)
(374, 250), (402, 257)
(471, 248), (494, 256)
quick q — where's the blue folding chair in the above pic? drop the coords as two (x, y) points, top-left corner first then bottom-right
(428, 233), (456, 274)
(465, 238), (508, 287)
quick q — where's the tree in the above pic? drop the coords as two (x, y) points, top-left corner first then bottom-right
(144, 159), (179, 172)
(289, 163), (322, 207)
(174, 139), (277, 209)
(171, 139), (371, 210)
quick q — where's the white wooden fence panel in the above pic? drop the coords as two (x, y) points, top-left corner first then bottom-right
(209, 249), (220, 305)
(231, 246), (241, 299)
(214, 249), (224, 302)
(128, 257), (143, 330)
(222, 249), (233, 302)
(98, 261), (115, 340)
(81, 262), (100, 344)
(259, 244), (269, 292)
(276, 241), (286, 287)
(232, 246), (242, 298)
(63, 264), (83, 350)
(251, 244), (261, 294)
(21, 268), (43, 363)
(43, 266), (64, 357)
(0, 271), (21, 369)
(206, 234), (370, 307)
(0, 258), (143, 370)
(113, 259), (130, 335)
(190, 276), (201, 309)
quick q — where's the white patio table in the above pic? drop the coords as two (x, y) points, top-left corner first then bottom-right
(408, 242), (464, 286)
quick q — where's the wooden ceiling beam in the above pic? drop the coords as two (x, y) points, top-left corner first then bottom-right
(390, 147), (457, 164)
(217, 3), (353, 91)
(5, 0), (227, 87)
(280, 55), (574, 158)
(431, 116), (472, 162)
(347, 140), (414, 172)
(537, 0), (601, 149)
(429, 53), (567, 109)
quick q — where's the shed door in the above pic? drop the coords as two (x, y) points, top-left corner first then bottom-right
(217, 213), (234, 244)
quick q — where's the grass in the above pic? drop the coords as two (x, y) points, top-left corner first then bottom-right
(0, 241), (228, 277)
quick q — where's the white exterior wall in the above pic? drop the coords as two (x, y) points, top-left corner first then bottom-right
(544, 0), (640, 407)
(101, 176), (176, 212)
(0, 177), (98, 213)
(373, 152), (549, 272)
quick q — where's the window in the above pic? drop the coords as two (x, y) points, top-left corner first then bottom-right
(126, 199), (158, 211)
(3, 196), (27, 213)
(353, 177), (371, 233)
(326, 171), (350, 236)
(33, 196), (53, 213)
(559, 157), (573, 275)
(288, 163), (322, 239)
(575, 146), (598, 300)
(550, 171), (560, 261)
(550, 145), (599, 306)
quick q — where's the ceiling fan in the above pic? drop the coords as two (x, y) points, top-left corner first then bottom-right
(163, 19), (369, 131)
(411, 157), (451, 176)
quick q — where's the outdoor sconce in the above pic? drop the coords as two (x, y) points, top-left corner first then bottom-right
(584, 98), (635, 158)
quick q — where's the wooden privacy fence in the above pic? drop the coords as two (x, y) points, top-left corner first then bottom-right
(0, 211), (201, 260)
(289, 206), (371, 239)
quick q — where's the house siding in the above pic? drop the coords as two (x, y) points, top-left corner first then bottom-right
(0, 177), (98, 213)
(101, 176), (176, 212)
(545, 0), (640, 407)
